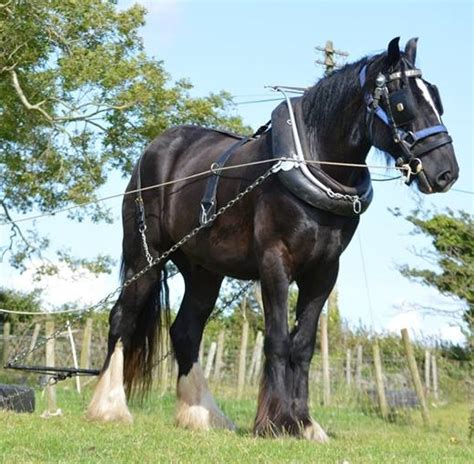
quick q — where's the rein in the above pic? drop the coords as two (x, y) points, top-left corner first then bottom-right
(359, 63), (452, 190)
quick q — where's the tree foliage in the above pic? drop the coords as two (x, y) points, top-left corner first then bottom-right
(0, 0), (247, 274)
(0, 287), (43, 324)
(399, 210), (473, 339)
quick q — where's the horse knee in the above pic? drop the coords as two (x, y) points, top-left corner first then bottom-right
(264, 335), (290, 361)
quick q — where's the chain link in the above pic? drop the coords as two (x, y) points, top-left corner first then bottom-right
(6, 164), (279, 370)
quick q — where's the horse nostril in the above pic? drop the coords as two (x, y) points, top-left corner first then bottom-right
(436, 170), (452, 189)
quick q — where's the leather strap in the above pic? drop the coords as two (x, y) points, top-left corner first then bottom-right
(199, 136), (250, 226)
(198, 121), (271, 227)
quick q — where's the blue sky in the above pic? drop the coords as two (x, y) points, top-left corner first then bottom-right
(2, 0), (473, 342)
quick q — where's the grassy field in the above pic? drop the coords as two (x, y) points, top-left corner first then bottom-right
(1, 387), (472, 463)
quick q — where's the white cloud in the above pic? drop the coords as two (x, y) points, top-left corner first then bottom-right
(6, 261), (117, 310)
(386, 302), (467, 345)
(438, 325), (466, 345)
(387, 311), (422, 337)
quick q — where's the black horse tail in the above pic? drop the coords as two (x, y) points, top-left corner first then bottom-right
(120, 260), (171, 398)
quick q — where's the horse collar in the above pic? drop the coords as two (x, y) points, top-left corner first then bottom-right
(271, 89), (373, 217)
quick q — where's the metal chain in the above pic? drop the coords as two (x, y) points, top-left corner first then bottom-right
(6, 163), (279, 369)
(139, 225), (154, 266)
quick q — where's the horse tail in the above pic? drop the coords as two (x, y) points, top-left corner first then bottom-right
(121, 261), (171, 398)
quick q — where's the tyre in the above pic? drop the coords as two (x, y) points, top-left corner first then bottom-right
(0, 384), (35, 413)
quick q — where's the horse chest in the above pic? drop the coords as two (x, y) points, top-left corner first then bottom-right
(293, 224), (348, 269)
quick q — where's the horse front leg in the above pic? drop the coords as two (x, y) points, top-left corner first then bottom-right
(254, 246), (296, 436)
(289, 264), (339, 443)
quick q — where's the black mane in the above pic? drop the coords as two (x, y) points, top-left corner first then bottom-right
(302, 52), (387, 137)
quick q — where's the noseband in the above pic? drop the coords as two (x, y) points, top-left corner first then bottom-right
(359, 64), (452, 189)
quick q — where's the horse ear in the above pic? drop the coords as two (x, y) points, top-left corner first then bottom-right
(386, 37), (401, 67)
(404, 37), (419, 64)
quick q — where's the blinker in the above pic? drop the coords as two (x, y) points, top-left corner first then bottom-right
(388, 88), (416, 125)
(428, 83), (444, 115)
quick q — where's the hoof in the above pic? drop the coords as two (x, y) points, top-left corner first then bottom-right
(176, 363), (235, 431)
(254, 416), (329, 442)
(176, 401), (235, 431)
(302, 419), (330, 443)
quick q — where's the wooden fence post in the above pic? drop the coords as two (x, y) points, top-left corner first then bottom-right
(204, 341), (217, 379)
(80, 318), (93, 370)
(159, 327), (170, 394)
(237, 313), (249, 399)
(247, 331), (263, 385)
(345, 348), (352, 387)
(198, 338), (204, 366)
(424, 349), (431, 395)
(2, 322), (11, 366)
(213, 330), (225, 381)
(26, 323), (41, 364)
(431, 353), (439, 401)
(320, 313), (330, 406)
(401, 328), (430, 425)
(253, 332), (264, 386)
(355, 344), (363, 390)
(43, 319), (60, 417)
(373, 339), (389, 419)
(66, 321), (81, 394)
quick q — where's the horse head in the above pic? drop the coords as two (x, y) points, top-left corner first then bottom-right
(365, 37), (459, 193)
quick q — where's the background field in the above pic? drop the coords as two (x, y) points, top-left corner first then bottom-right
(1, 387), (472, 464)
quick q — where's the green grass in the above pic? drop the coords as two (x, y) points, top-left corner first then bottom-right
(1, 387), (472, 463)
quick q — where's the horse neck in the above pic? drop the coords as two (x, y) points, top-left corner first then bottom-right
(302, 74), (372, 186)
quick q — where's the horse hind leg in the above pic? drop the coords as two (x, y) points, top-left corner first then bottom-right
(87, 264), (162, 424)
(170, 264), (234, 431)
(86, 337), (132, 423)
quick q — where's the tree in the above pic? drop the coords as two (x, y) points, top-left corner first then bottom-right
(399, 210), (473, 345)
(0, 287), (43, 324)
(0, 0), (248, 276)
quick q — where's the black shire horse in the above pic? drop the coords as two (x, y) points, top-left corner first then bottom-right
(87, 38), (458, 440)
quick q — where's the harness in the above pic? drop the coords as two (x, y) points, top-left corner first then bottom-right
(198, 123), (270, 226)
(270, 90), (373, 216)
(136, 61), (452, 245)
(359, 63), (452, 188)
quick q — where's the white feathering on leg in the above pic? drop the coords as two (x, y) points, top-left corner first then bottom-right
(302, 418), (330, 443)
(175, 363), (235, 431)
(86, 340), (133, 423)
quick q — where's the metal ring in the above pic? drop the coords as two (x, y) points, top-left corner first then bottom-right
(210, 162), (221, 174)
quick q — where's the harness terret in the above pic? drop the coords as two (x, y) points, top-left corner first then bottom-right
(359, 63), (452, 189)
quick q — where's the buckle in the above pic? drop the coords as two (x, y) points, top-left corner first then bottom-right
(400, 131), (417, 146)
(200, 201), (215, 225)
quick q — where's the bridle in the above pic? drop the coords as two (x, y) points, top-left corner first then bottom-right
(359, 62), (452, 190)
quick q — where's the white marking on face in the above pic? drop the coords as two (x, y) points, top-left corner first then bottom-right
(415, 78), (441, 122)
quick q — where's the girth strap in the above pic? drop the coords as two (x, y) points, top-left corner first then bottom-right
(199, 136), (250, 226)
(199, 121), (271, 227)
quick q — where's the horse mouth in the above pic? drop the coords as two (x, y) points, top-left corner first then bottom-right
(418, 175), (457, 194)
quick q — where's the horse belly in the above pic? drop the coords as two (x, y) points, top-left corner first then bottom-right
(178, 209), (259, 279)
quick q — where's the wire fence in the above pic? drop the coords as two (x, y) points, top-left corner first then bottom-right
(1, 317), (470, 419)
